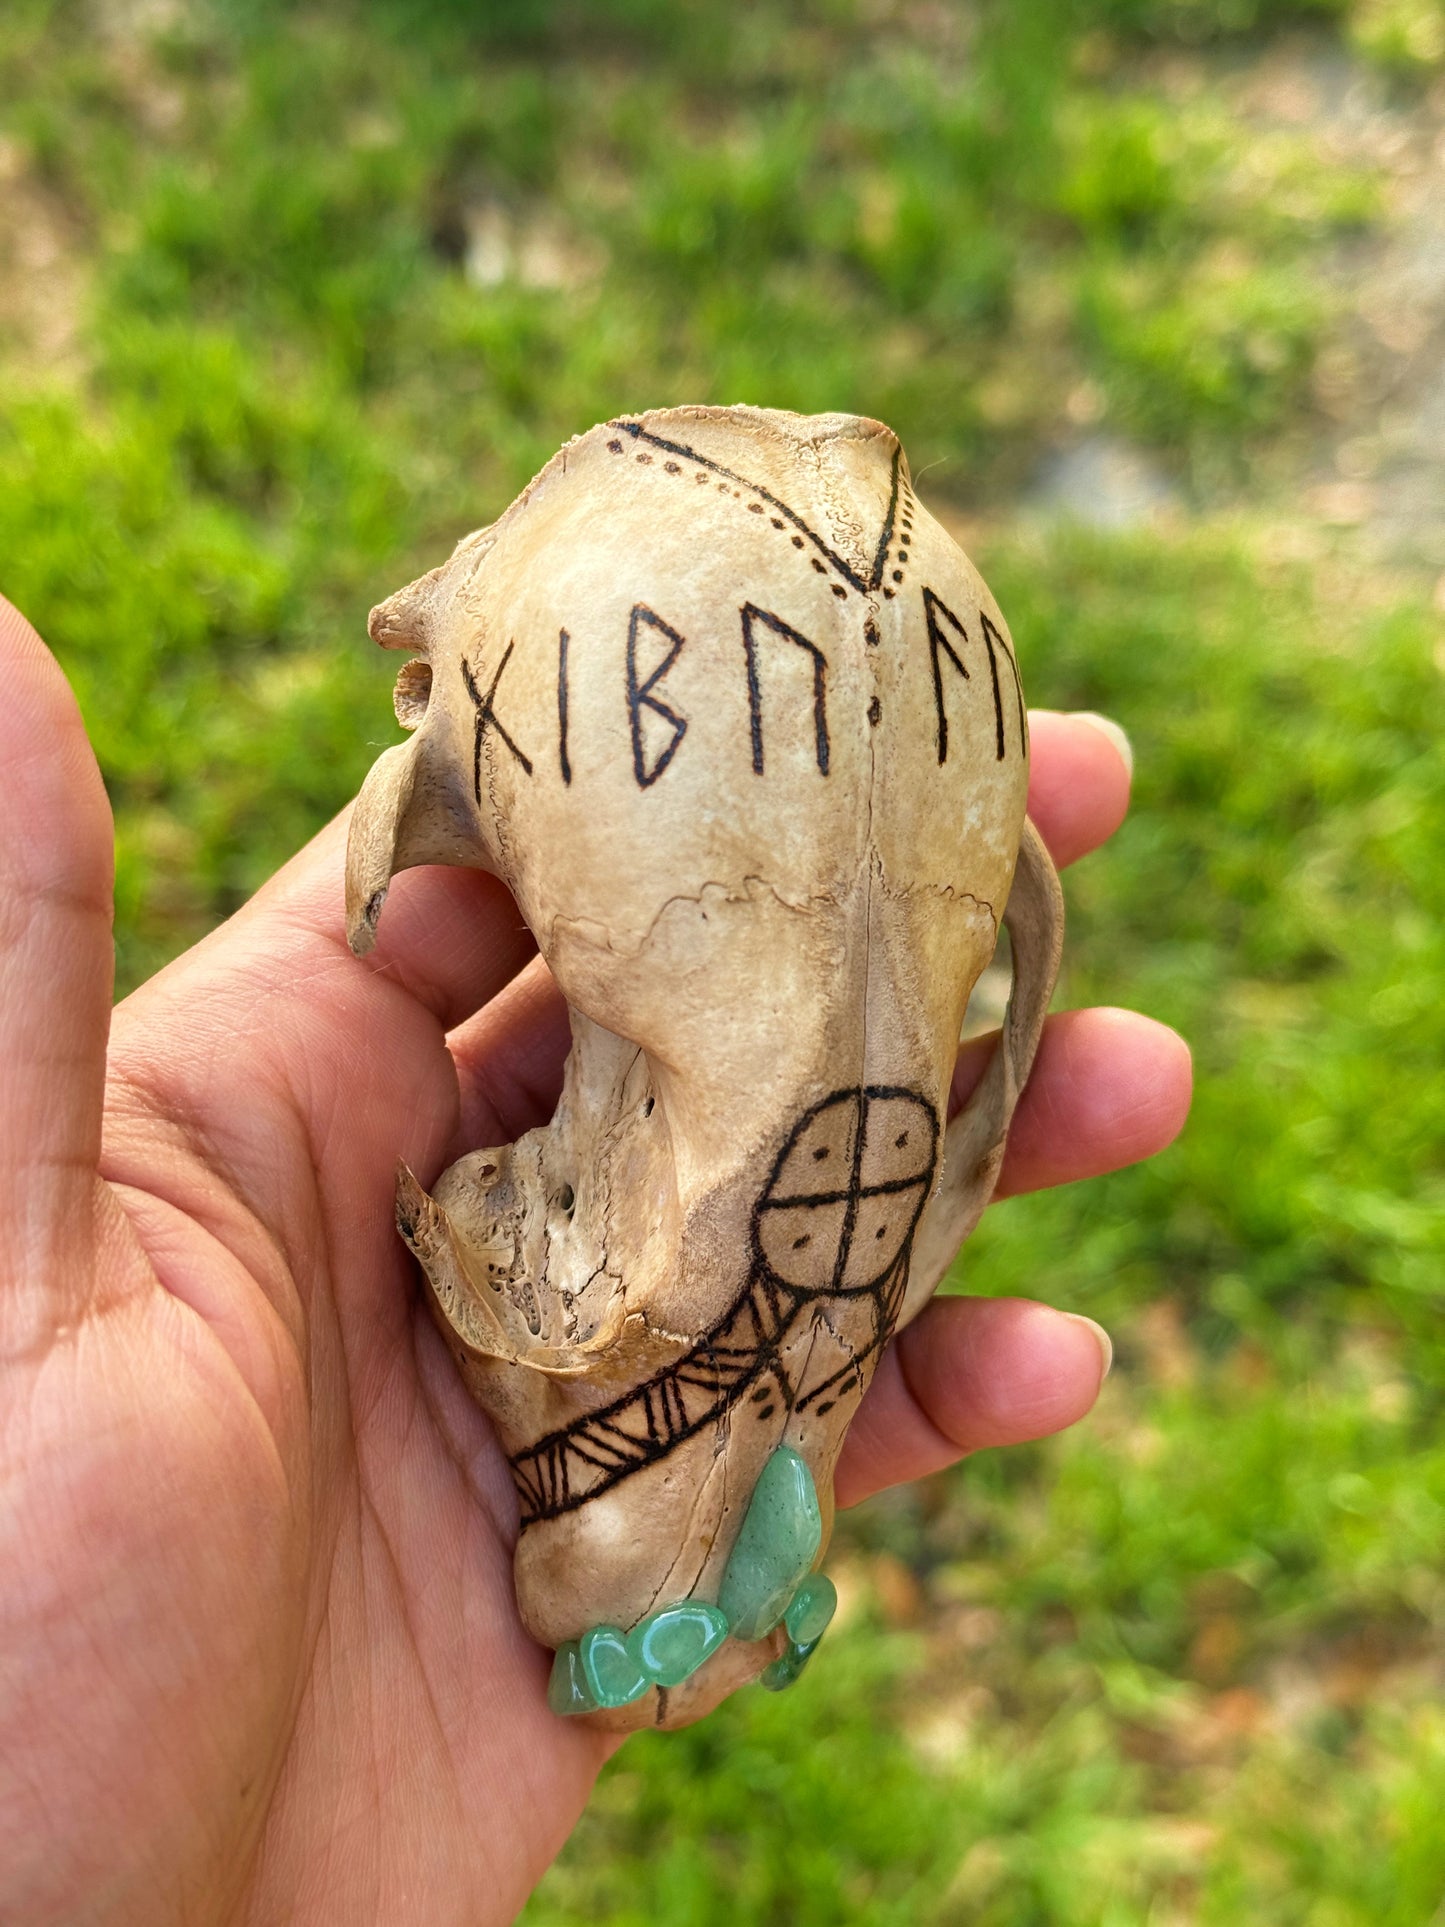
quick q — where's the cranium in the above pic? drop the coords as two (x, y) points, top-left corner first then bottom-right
(346, 406), (1063, 1731)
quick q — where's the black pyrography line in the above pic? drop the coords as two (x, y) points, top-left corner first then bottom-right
(557, 628), (572, 786)
(923, 585), (970, 766)
(793, 1254), (910, 1415)
(831, 1086), (867, 1296)
(461, 643), (533, 800)
(765, 1170), (929, 1208)
(625, 604), (688, 788)
(610, 419), (902, 598)
(981, 609), (1028, 757)
(740, 602), (830, 777)
(867, 448), (903, 593)
(979, 612), (1006, 760)
(506, 1085), (938, 1528)
(924, 588), (1027, 764)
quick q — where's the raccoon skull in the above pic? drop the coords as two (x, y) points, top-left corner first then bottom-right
(345, 406), (1063, 1731)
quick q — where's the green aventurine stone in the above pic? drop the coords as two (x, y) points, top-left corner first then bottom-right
(761, 1636), (821, 1693)
(718, 1446), (824, 1642)
(547, 1642), (599, 1717)
(579, 1625), (650, 1708)
(784, 1572), (838, 1647)
(627, 1601), (730, 1688)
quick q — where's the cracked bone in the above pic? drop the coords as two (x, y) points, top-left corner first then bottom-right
(346, 406), (1064, 1730)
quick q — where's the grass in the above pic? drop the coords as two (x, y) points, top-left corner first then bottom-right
(528, 528), (1445, 1923)
(0, 0), (1386, 978)
(1, 0), (1442, 1919)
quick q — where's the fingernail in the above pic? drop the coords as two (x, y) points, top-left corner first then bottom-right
(1065, 1312), (1113, 1382)
(1076, 712), (1133, 782)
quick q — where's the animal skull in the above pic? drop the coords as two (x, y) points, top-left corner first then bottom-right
(346, 406), (1063, 1730)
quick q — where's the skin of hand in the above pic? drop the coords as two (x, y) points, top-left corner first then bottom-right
(0, 593), (1190, 1927)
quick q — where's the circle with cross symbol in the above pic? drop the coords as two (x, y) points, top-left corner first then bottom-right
(751, 1085), (939, 1296)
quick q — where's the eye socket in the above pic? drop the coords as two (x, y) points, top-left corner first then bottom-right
(558, 1184), (576, 1214)
(393, 658), (433, 730)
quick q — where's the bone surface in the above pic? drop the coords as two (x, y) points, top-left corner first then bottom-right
(346, 405), (1064, 1731)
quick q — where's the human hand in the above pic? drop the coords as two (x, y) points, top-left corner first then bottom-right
(0, 595), (1188, 1925)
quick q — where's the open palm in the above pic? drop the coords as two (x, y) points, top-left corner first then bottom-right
(0, 594), (1189, 1925)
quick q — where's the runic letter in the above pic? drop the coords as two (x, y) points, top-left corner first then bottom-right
(462, 641), (533, 801)
(925, 588), (1027, 764)
(980, 610), (1028, 761)
(626, 605), (688, 788)
(923, 586), (970, 766)
(741, 603), (830, 776)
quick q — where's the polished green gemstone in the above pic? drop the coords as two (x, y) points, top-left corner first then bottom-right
(547, 1641), (600, 1717)
(627, 1601), (730, 1688)
(579, 1625), (650, 1709)
(784, 1572), (837, 1647)
(718, 1446), (824, 1641)
(761, 1636), (821, 1693)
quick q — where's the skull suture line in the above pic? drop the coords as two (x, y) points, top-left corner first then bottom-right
(346, 406), (1064, 1731)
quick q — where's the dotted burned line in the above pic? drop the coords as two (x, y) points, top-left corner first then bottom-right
(606, 435), (853, 601)
(881, 485), (916, 601)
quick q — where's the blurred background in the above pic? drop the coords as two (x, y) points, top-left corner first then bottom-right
(2, 0), (1443, 1918)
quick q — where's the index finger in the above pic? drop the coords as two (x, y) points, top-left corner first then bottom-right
(1026, 710), (1133, 868)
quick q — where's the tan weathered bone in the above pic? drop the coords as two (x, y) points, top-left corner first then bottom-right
(346, 406), (1064, 1731)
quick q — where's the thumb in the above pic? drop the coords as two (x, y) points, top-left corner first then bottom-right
(0, 594), (116, 1339)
